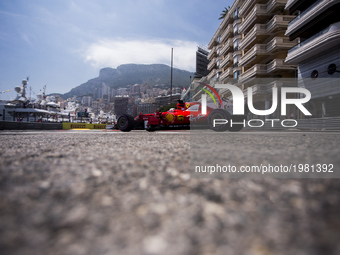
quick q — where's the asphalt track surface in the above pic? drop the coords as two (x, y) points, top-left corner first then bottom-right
(0, 130), (339, 255)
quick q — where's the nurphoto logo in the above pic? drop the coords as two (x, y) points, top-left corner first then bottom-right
(200, 83), (312, 130)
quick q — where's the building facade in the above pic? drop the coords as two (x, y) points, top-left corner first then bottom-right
(195, 47), (210, 78)
(194, 0), (298, 119)
(81, 96), (93, 107)
(137, 103), (158, 115)
(113, 96), (129, 116)
(285, 0), (340, 118)
(155, 94), (181, 108)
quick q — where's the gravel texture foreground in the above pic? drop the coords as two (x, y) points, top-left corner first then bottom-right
(0, 130), (339, 255)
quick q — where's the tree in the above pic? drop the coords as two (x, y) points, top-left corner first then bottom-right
(219, 6), (231, 20)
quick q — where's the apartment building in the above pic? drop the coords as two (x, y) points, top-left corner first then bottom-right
(196, 47), (210, 78)
(137, 103), (158, 115)
(195, 0), (298, 118)
(113, 96), (129, 116)
(81, 96), (93, 107)
(155, 94), (181, 109)
(285, 0), (340, 118)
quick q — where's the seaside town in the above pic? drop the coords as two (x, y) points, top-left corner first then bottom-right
(1, 0), (340, 131)
(1, 1), (340, 255)
(0, 79), (187, 125)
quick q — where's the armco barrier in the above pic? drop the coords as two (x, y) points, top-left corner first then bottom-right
(0, 121), (62, 130)
(62, 123), (107, 129)
(1, 118), (339, 131)
(297, 117), (340, 130)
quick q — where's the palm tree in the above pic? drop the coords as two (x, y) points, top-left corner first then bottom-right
(219, 6), (231, 20)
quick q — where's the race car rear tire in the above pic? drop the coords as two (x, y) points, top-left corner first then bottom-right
(229, 115), (245, 132)
(207, 109), (230, 132)
(117, 114), (135, 132)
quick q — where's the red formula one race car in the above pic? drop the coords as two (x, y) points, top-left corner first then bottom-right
(116, 100), (245, 132)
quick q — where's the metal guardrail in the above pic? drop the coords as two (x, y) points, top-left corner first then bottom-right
(1, 118), (340, 131)
(296, 117), (340, 130)
(288, 0), (323, 26)
(0, 121), (62, 130)
(288, 26), (330, 53)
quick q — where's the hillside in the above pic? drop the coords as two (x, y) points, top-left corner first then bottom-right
(62, 64), (194, 99)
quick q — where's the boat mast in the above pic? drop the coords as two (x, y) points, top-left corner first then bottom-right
(22, 79), (27, 98)
(170, 48), (173, 104)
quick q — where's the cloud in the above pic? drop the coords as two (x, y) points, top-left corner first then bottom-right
(84, 38), (197, 72)
(20, 33), (36, 46)
(0, 10), (27, 18)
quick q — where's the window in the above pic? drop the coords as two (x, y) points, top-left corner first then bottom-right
(234, 71), (240, 79)
(233, 40), (239, 51)
(233, 56), (239, 67)
(234, 8), (239, 20)
(233, 24), (239, 36)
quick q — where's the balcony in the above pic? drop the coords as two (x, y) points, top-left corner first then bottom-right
(239, 44), (268, 66)
(219, 67), (233, 81)
(208, 37), (216, 50)
(219, 11), (234, 33)
(239, 59), (295, 83)
(266, 37), (299, 53)
(192, 88), (204, 101)
(243, 86), (265, 99)
(239, 36), (298, 67)
(285, 0), (300, 10)
(239, 24), (268, 50)
(266, 80), (293, 91)
(220, 53), (233, 69)
(266, 15), (296, 34)
(233, 66), (242, 76)
(243, 89), (248, 98)
(249, 84), (268, 95)
(239, 4), (269, 34)
(207, 46), (216, 60)
(286, 22), (340, 63)
(233, 18), (242, 28)
(239, 0), (261, 17)
(207, 58), (217, 71)
(233, 34), (242, 42)
(208, 31), (221, 49)
(233, 50), (242, 58)
(220, 38), (233, 55)
(240, 0), (286, 19)
(266, 59), (296, 73)
(207, 69), (217, 81)
(266, 0), (287, 13)
(286, 0), (340, 37)
(244, 80), (293, 99)
(239, 64), (267, 83)
(220, 24), (233, 44)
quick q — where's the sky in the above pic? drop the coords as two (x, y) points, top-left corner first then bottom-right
(0, 0), (233, 99)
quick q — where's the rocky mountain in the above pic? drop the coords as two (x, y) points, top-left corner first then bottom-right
(62, 64), (194, 99)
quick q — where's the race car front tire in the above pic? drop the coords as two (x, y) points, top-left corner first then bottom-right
(117, 114), (135, 132)
(229, 115), (245, 132)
